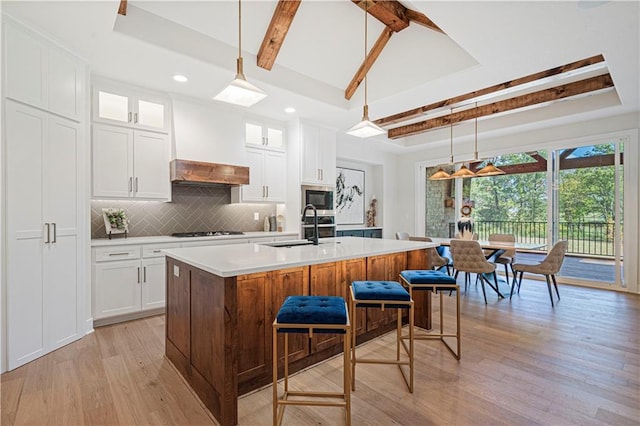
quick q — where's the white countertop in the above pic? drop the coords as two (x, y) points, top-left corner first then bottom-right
(164, 236), (438, 277)
(91, 231), (298, 247)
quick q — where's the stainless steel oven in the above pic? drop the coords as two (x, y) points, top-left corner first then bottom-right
(301, 214), (336, 239)
(301, 185), (334, 215)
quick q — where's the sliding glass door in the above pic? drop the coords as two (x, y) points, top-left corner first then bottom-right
(551, 141), (625, 287)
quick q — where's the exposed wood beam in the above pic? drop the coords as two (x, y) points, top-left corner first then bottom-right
(469, 152), (623, 176)
(118, 0), (127, 16)
(405, 9), (444, 34)
(352, 0), (409, 32)
(375, 54), (606, 126)
(257, 0), (302, 71)
(345, 27), (394, 100)
(387, 73), (614, 139)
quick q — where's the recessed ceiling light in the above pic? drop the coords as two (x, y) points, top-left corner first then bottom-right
(284, 107), (296, 113)
(173, 74), (188, 83)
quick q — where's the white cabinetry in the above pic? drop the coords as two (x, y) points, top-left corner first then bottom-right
(3, 19), (84, 121)
(231, 148), (286, 203)
(92, 123), (170, 200)
(5, 100), (86, 370)
(300, 123), (336, 186)
(245, 121), (284, 151)
(92, 242), (179, 321)
(92, 80), (170, 133)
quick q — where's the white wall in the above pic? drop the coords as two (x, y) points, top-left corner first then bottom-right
(336, 134), (399, 239)
(171, 96), (246, 165)
(336, 159), (382, 229)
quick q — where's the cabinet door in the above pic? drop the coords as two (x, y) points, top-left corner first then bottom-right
(363, 229), (382, 238)
(133, 131), (169, 199)
(166, 259), (190, 359)
(48, 48), (83, 121)
(271, 267), (310, 364)
(240, 148), (266, 201)
(237, 272), (271, 384)
(300, 123), (320, 184)
(94, 260), (141, 319)
(93, 87), (132, 126)
(266, 127), (284, 150)
(141, 258), (166, 310)
(264, 151), (286, 202)
(4, 23), (47, 110)
(5, 102), (46, 369)
(135, 95), (169, 132)
(317, 126), (337, 185)
(309, 262), (343, 353)
(342, 258), (367, 337)
(92, 124), (133, 198)
(44, 116), (83, 350)
(245, 122), (284, 151)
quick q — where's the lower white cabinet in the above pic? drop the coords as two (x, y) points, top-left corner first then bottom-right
(92, 242), (179, 321)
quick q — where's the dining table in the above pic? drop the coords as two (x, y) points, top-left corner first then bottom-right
(428, 237), (547, 297)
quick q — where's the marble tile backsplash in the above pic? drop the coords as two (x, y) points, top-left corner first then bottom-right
(91, 185), (276, 239)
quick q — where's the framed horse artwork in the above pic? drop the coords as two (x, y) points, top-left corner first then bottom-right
(336, 167), (365, 225)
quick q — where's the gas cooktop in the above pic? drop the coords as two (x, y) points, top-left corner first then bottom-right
(171, 231), (245, 238)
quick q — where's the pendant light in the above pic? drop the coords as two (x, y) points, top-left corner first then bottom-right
(429, 111), (455, 180)
(472, 102), (506, 177)
(450, 103), (477, 179)
(346, 2), (386, 138)
(213, 0), (267, 107)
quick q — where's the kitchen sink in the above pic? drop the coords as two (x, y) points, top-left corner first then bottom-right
(261, 239), (320, 248)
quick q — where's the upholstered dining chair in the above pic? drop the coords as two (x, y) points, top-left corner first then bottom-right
(409, 236), (449, 274)
(511, 240), (568, 307)
(488, 234), (516, 282)
(450, 240), (501, 304)
(395, 232), (410, 240)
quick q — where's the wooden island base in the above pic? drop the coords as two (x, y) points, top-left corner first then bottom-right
(165, 249), (430, 426)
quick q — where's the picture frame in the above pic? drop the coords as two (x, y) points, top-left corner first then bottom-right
(102, 208), (129, 238)
(336, 167), (365, 225)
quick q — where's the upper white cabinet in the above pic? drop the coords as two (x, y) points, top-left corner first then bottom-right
(231, 148), (286, 203)
(3, 19), (84, 121)
(92, 123), (170, 200)
(300, 123), (337, 186)
(5, 100), (86, 370)
(245, 121), (285, 151)
(93, 80), (170, 133)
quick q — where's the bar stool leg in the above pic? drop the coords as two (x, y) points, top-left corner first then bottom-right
(272, 326), (278, 426)
(344, 326), (351, 426)
(284, 334), (289, 393)
(350, 298), (356, 391)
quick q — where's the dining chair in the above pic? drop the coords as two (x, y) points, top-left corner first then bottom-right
(511, 240), (568, 307)
(488, 233), (516, 282)
(409, 236), (450, 274)
(395, 232), (410, 240)
(450, 240), (501, 304)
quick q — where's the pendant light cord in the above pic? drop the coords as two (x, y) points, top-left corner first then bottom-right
(238, 0), (242, 58)
(449, 108), (454, 164)
(364, 1), (368, 108)
(474, 101), (478, 160)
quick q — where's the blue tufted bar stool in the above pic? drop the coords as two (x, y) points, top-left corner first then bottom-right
(272, 295), (351, 426)
(399, 270), (461, 360)
(350, 281), (414, 392)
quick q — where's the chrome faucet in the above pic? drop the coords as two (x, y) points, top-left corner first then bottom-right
(302, 203), (319, 245)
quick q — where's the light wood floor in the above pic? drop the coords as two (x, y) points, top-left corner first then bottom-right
(2, 279), (639, 425)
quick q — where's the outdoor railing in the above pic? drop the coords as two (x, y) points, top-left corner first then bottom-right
(448, 221), (618, 257)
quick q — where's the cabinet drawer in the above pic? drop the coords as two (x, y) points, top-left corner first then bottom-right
(94, 246), (141, 262)
(142, 243), (181, 258)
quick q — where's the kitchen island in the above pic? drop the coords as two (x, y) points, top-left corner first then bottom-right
(163, 237), (437, 426)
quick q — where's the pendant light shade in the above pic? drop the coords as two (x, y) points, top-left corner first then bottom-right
(214, 0), (267, 107)
(346, 105), (386, 138)
(346, 2), (385, 138)
(450, 164), (476, 178)
(428, 168), (451, 180)
(475, 162), (506, 176)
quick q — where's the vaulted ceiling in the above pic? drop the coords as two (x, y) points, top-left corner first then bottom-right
(3, 1), (638, 153)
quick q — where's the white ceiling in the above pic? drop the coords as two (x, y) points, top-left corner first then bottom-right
(2, 1), (638, 153)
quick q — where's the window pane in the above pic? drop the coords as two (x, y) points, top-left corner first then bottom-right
(137, 100), (164, 129)
(245, 123), (263, 146)
(267, 128), (283, 148)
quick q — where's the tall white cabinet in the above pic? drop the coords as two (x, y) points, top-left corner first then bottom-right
(300, 122), (337, 186)
(3, 18), (88, 371)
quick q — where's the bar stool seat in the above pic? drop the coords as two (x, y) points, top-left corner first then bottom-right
(350, 281), (414, 392)
(399, 270), (461, 360)
(272, 295), (351, 426)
